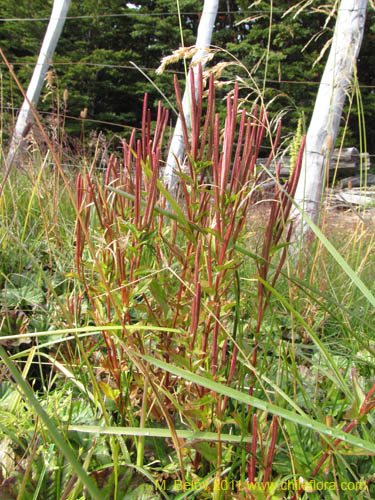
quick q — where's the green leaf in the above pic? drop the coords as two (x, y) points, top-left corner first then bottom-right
(149, 279), (169, 316)
(193, 442), (218, 463)
(176, 170), (194, 186)
(122, 483), (160, 500)
(1, 284), (44, 307)
(68, 425), (254, 444)
(98, 382), (119, 401)
(257, 276), (352, 400)
(293, 204), (375, 310)
(0, 324), (180, 344)
(156, 180), (196, 242)
(0, 345), (102, 500)
(133, 352), (375, 454)
(216, 258), (239, 271)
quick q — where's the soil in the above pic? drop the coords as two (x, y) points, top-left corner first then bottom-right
(245, 201), (375, 237)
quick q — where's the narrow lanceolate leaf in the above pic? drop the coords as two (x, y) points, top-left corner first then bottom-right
(0, 324), (180, 342)
(106, 185), (265, 263)
(68, 425), (254, 443)
(0, 345), (102, 500)
(156, 179), (196, 240)
(134, 352), (375, 454)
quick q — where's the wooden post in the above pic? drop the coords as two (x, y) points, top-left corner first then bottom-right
(163, 0), (219, 194)
(292, 0), (367, 240)
(6, 0), (71, 168)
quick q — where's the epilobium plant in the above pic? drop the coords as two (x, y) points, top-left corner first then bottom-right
(73, 66), (310, 491)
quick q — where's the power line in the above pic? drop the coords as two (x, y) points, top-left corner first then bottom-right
(1, 61), (185, 75)
(2, 105), (141, 130)
(2, 61), (375, 89)
(5, 104), (375, 156)
(0, 8), (349, 22)
(0, 11), (266, 22)
(265, 79), (375, 89)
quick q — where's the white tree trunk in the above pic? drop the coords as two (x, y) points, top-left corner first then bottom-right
(163, 0), (219, 194)
(292, 0), (367, 239)
(6, 0), (71, 167)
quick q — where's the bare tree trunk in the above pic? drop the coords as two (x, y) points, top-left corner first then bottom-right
(6, 0), (71, 168)
(292, 0), (367, 240)
(163, 0), (219, 194)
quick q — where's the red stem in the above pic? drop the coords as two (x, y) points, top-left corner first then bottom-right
(248, 413), (258, 483)
(263, 415), (278, 483)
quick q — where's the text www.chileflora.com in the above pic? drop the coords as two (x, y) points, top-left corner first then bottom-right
(155, 478), (367, 493)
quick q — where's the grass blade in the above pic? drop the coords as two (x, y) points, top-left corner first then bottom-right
(134, 352), (375, 453)
(294, 201), (375, 308)
(257, 276), (352, 400)
(0, 345), (102, 500)
(68, 425), (254, 443)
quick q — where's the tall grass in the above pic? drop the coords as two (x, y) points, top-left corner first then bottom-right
(1, 57), (375, 500)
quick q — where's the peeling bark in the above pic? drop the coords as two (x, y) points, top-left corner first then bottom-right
(292, 0), (367, 240)
(163, 0), (219, 194)
(6, 0), (71, 168)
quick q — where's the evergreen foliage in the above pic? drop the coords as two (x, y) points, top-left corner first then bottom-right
(0, 0), (374, 151)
